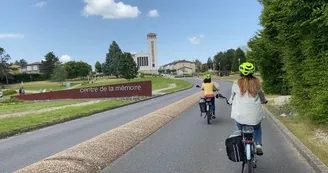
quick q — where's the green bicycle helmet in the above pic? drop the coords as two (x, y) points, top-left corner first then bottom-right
(239, 62), (255, 76)
(204, 73), (211, 79)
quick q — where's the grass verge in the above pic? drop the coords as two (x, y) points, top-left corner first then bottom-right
(265, 104), (328, 167)
(0, 100), (86, 115)
(5, 81), (81, 91)
(162, 79), (193, 94)
(0, 100), (134, 139)
(79, 76), (187, 91)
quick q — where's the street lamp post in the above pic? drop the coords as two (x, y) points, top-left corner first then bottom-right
(219, 61), (221, 76)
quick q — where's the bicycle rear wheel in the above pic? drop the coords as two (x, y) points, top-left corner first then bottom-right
(207, 111), (211, 124)
(247, 160), (255, 173)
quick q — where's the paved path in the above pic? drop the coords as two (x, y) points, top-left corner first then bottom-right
(102, 80), (316, 173)
(0, 79), (200, 173)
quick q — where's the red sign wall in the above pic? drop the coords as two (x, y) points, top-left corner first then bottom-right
(13, 81), (152, 101)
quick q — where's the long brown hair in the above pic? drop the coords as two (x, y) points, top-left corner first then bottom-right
(237, 75), (261, 97)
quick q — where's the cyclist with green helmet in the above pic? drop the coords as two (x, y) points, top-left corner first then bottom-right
(228, 62), (267, 155)
(201, 73), (219, 119)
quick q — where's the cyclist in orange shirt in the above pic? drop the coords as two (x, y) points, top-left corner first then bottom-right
(201, 73), (219, 119)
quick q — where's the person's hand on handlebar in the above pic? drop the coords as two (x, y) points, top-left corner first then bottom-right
(261, 100), (268, 104)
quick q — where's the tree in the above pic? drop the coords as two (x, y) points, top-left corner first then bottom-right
(95, 61), (102, 73)
(232, 48), (246, 72)
(103, 41), (123, 77)
(14, 59), (28, 67)
(201, 64), (208, 72)
(195, 59), (202, 73)
(118, 52), (139, 80)
(0, 48), (11, 84)
(207, 57), (213, 70)
(51, 64), (68, 86)
(41, 52), (59, 79)
(64, 61), (92, 79)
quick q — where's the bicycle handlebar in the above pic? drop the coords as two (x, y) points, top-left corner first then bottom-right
(218, 94), (268, 105)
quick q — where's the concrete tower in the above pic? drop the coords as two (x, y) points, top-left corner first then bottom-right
(147, 33), (158, 74)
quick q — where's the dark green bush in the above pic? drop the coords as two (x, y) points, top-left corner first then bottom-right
(252, 1), (328, 124)
(3, 89), (17, 96)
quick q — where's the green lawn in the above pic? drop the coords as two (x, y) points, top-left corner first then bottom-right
(161, 79), (193, 94)
(79, 77), (187, 91)
(5, 81), (81, 91)
(0, 100), (86, 115)
(0, 100), (133, 136)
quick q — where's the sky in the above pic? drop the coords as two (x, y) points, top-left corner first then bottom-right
(0, 0), (263, 69)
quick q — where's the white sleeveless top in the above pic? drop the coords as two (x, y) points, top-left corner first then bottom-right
(229, 81), (266, 125)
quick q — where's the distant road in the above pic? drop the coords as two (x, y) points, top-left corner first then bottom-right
(102, 80), (316, 173)
(0, 78), (201, 173)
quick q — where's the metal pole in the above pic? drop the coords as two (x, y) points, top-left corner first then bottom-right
(219, 61), (221, 76)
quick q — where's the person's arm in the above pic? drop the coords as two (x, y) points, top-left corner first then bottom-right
(228, 82), (237, 104)
(201, 83), (204, 90)
(213, 82), (219, 91)
(258, 88), (268, 104)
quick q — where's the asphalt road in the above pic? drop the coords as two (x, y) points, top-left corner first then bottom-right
(103, 80), (316, 173)
(0, 78), (201, 173)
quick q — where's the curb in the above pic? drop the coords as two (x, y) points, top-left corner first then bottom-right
(14, 91), (202, 173)
(0, 83), (194, 140)
(264, 107), (328, 173)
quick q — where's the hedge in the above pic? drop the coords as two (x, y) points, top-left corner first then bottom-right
(0, 73), (46, 84)
(2, 89), (17, 96)
(251, 1), (328, 124)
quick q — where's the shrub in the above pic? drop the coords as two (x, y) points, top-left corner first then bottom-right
(0, 73), (47, 84)
(139, 73), (145, 79)
(0, 98), (22, 104)
(3, 89), (17, 96)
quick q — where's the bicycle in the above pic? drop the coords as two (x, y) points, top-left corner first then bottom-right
(217, 93), (267, 173)
(196, 85), (218, 124)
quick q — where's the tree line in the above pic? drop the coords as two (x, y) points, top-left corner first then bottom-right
(194, 47), (246, 75)
(1, 40), (139, 85)
(246, 0), (328, 124)
(0, 48), (93, 85)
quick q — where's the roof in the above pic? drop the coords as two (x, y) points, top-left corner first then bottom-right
(9, 65), (21, 69)
(147, 33), (157, 36)
(163, 60), (195, 66)
(28, 62), (42, 65)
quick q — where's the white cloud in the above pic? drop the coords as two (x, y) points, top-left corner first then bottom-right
(188, 35), (205, 44)
(60, 55), (71, 63)
(82, 0), (140, 19)
(0, 33), (24, 39)
(148, 9), (159, 17)
(34, 1), (47, 8)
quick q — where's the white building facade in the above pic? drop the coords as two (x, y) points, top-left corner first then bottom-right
(161, 60), (196, 75)
(20, 62), (42, 74)
(131, 33), (158, 74)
